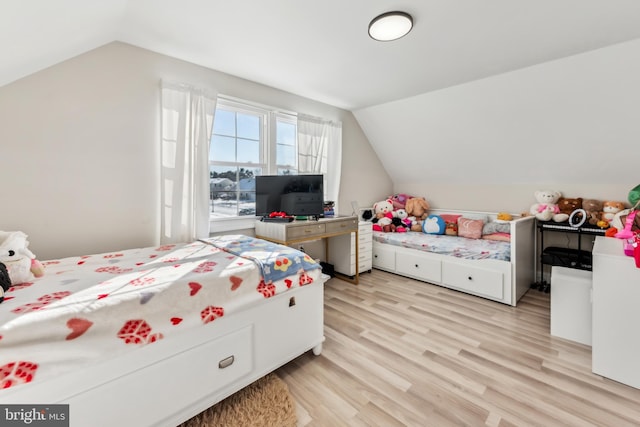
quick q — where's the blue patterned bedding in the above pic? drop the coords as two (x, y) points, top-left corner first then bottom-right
(373, 231), (511, 261)
(201, 235), (321, 283)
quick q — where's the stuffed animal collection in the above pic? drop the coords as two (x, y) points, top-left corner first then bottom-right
(527, 191), (631, 230)
(0, 231), (44, 292)
(369, 196), (430, 233)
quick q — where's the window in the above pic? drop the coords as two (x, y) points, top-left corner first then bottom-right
(209, 97), (297, 219)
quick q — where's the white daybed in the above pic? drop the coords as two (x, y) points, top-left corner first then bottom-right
(371, 209), (535, 306)
(1, 235), (326, 427)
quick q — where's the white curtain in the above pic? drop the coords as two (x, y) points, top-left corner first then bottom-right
(160, 81), (217, 244)
(297, 114), (342, 211)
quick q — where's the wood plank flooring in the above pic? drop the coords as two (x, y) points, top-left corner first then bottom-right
(276, 269), (640, 427)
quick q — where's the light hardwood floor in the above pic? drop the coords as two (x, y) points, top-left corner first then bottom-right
(276, 269), (640, 427)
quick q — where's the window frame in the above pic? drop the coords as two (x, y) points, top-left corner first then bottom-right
(208, 96), (298, 233)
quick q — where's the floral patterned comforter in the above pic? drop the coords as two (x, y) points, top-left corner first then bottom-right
(0, 236), (321, 390)
(373, 231), (511, 261)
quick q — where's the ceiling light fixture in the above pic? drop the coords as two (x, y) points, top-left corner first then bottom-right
(368, 11), (413, 42)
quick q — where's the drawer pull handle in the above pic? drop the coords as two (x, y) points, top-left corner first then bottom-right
(415, 264), (419, 268)
(468, 276), (473, 281)
(218, 355), (235, 369)
(289, 296), (296, 307)
(374, 254), (378, 258)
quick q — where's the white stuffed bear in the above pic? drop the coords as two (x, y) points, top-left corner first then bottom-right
(530, 190), (568, 222)
(373, 199), (394, 218)
(371, 199), (394, 231)
(0, 231), (44, 285)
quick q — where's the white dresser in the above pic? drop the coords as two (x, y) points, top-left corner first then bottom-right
(592, 236), (640, 389)
(328, 221), (373, 277)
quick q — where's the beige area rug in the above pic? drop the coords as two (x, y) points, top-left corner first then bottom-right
(179, 373), (297, 427)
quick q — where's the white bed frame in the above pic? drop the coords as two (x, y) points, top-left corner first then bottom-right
(2, 277), (327, 427)
(371, 209), (535, 306)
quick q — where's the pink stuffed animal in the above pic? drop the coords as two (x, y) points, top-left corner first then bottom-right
(389, 193), (415, 210)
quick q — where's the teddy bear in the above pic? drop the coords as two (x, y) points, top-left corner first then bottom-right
(557, 197), (583, 220)
(372, 199), (394, 219)
(370, 199), (394, 231)
(405, 197), (430, 221)
(601, 201), (625, 224)
(530, 190), (567, 222)
(0, 231), (44, 286)
(582, 199), (604, 226)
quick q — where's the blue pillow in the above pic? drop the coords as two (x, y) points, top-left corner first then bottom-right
(423, 215), (446, 234)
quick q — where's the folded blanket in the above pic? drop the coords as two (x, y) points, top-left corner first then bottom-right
(201, 235), (321, 283)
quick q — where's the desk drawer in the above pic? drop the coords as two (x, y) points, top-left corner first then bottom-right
(287, 223), (326, 239)
(326, 218), (357, 234)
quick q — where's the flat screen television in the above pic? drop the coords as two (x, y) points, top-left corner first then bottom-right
(255, 174), (324, 218)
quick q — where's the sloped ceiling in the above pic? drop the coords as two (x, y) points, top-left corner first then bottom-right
(4, 1), (640, 189)
(4, 0), (640, 111)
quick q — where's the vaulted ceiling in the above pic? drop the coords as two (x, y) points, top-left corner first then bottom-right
(4, 1), (640, 192)
(5, 0), (640, 111)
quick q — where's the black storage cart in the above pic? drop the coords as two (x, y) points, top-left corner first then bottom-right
(533, 220), (606, 292)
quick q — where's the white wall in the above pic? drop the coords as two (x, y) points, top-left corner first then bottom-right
(354, 38), (640, 213)
(0, 42), (390, 260)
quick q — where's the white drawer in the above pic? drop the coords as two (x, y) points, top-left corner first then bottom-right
(256, 283), (324, 366)
(442, 261), (504, 300)
(70, 324), (253, 426)
(359, 222), (373, 233)
(360, 259), (372, 271)
(372, 243), (396, 271)
(344, 249), (371, 266)
(358, 232), (372, 245)
(358, 237), (372, 261)
(396, 252), (441, 283)
(358, 249), (371, 263)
